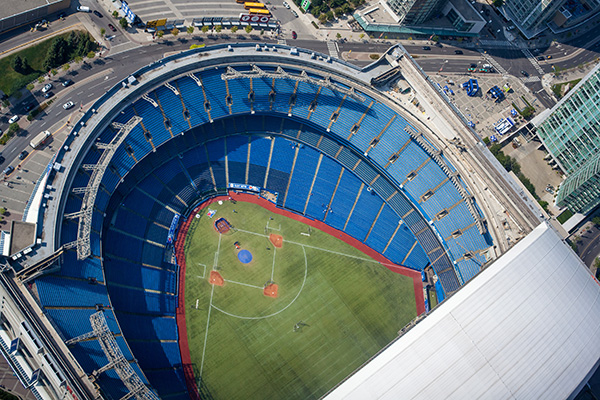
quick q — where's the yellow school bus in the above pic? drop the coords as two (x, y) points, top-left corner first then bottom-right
(244, 2), (266, 9)
(248, 8), (270, 15)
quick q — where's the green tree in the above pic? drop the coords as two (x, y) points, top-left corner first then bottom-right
(101, 28), (106, 36)
(87, 51), (95, 58)
(120, 17), (128, 29)
(50, 68), (58, 76)
(74, 55), (83, 64)
(325, 10), (334, 21)
(12, 55), (24, 73)
(359, 33), (365, 39)
(245, 25), (253, 34)
(215, 25), (222, 33)
(157, 30), (164, 39)
(43, 36), (69, 71)
(171, 28), (179, 36)
(336, 32), (342, 40)
(112, 10), (119, 18)
(26, 83), (34, 91)
(8, 123), (20, 134)
(201, 25), (210, 33)
(0, 208), (6, 215)
(231, 26), (239, 33)
(334, 7), (343, 16)
(62, 63), (70, 72)
(318, 13), (327, 24)
(260, 29), (264, 35)
(187, 26), (194, 34)
(592, 216), (600, 226)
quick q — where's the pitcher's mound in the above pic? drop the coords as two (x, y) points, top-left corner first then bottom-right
(269, 234), (283, 248)
(209, 270), (224, 286)
(264, 283), (278, 298)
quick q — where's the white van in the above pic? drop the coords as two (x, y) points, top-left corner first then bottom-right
(30, 131), (51, 149)
(77, 6), (91, 12)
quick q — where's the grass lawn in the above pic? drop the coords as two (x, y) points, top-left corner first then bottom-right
(0, 31), (78, 97)
(184, 200), (417, 399)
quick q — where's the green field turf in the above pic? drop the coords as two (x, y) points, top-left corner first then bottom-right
(184, 200), (417, 399)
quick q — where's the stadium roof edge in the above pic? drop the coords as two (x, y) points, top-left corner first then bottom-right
(325, 221), (600, 399)
(38, 43), (404, 261)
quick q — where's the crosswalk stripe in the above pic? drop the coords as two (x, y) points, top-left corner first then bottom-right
(521, 48), (545, 75)
(327, 41), (338, 59)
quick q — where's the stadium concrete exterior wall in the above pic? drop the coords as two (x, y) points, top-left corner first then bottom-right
(326, 222), (600, 399)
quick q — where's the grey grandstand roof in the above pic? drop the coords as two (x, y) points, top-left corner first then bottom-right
(0, 0), (62, 20)
(326, 222), (600, 400)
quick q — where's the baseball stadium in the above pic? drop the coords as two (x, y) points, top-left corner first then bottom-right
(1, 43), (600, 400)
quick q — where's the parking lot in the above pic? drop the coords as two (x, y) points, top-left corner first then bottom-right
(429, 72), (543, 141)
(0, 119), (70, 221)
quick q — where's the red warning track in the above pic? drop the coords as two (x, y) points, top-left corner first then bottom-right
(175, 193), (426, 398)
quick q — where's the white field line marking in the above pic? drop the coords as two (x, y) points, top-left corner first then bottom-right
(211, 246), (309, 320)
(213, 234), (221, 270)
(197, 263), (207, 279)
(235, 228), (404, 270)
(266, 220), (281, 231)
(223, 279), (263, 289)
(199, 283), (215, 378)
(271, 247), (276, 281)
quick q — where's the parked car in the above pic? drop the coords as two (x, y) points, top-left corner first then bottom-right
(292, 31), (297, 39)
(57, 11), (66, 19)
(537, 56), (545, 61)
(546, 55), (552, 59)
(63, 101), (74, 110)
(42, 83), (53, 93)
(8, 115), (19, 124)
(422, 46), (431, 50)
(454, 50), (463, 54)
(3, 166), (14, 176)
(24, 103), (35, 112)
(93, 10), (103, 18)
(18, 151), (27, 160)
(520, 70), (529, 77)
(108, 23), (117, 32)
(44, 92), (54, 99)
(291, 10), (298, 17)
(62, 79), (73, 87)
(282, 0), (290, 8)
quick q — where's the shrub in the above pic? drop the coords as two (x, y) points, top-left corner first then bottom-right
(187, 26), (194, 34)
(231, 26), (239, 33)
(119, 18), (128, 29)
(112, 11), (119, 18)
(369, 54), (379, 60)
(87, 51), (95, 59)
(172, 28), (180, 36)
(201, 26), (209, 33)
(26, 83), (34, 91)
(245, 25), (253, 33)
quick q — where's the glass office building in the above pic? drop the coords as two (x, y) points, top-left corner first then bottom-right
(537, 64), (600, 214)
(387, 0), (447, 24)
(503, 0), (566, 38)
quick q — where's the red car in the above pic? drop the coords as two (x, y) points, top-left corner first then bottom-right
(292, 31), (297, 39)
(108, 23), (116, 32)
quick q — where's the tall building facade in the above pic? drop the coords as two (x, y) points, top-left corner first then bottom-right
(503, 0), (566, 38)
(536, 63), (600, 214)
(387, 0), (448, 24)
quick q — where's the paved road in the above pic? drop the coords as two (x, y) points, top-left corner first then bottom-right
(1, 18), (599, 182)
(577, 224), (600, 267)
